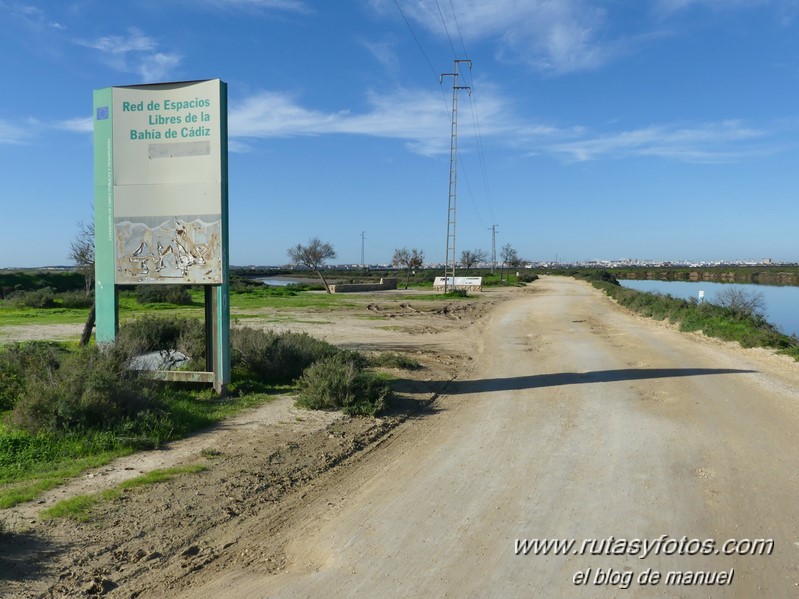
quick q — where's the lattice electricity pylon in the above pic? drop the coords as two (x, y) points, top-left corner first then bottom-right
(440, 59), (471, 293)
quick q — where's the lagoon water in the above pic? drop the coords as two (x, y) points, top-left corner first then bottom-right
(257, 278), (298, 287)
(619, 279), (799, 338)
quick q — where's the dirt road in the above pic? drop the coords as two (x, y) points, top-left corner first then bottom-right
(177, 276), (799, 598)
(3, 276), (799, 597)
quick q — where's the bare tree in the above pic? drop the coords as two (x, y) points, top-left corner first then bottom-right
(499, 243), (518, 282)
(287, 237), (337, 293)
(69, 219), (96, 345)
(70, 220), (95, 296)
(460, 249), (487, 272)
(714, 287), (766, 319)
(392, 247), (424, 289)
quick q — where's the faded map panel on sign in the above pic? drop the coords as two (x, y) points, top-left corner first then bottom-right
(115, 215), (222, 284)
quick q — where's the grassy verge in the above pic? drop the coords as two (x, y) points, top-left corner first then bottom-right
(0, 286), (356, 329)
(0, 307), (91, 326)
(40, 464), (206, 522)
(0, 391), (276, 509)
(230, 287), (357, 311)
(585, 277), (799, 359)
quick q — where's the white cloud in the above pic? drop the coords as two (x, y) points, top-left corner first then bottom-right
(228, 88), (774, 163)
(374, 0), (794, 74)
(54, 88), (779, 165)
(84, 29), (157, 55)
(548, 120), (769, 163)
(228, 84), (544, 156)
(230, 88), (453, 155)
(138, 52), (183, 81)
(360, 37), (401, 71)
(1, 1), (66, 31)
(371, 0), (617, 74)
(55, 117), (93, 134)
(0, 119), (31, 144)
(75, 28), (181, 82)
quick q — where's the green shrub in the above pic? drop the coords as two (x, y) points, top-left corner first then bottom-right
(0, 342), (64, 410)
(6, 287), (57, 308)
(58, 290), (94, 309)
(517, 272), (539, 283)
(116, 315), (205, 364)
(134, 285), (193, 305)
(371, 352), (422, 370)
(260, 286), (299, 296)
(7, 346), (157, 434)
(230, 278), (265, 293)
(578, 270), (620, 286)
(296, 353), (389, 416)
(285, 283), (326, 292)
(0, 271), (84, 294)
(230, 327), (339, 382)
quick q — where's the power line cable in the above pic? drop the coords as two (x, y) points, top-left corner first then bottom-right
(392, 0), (440, 82)
(392, 1), (493, 232)
(467, 89), (495, 223)
(457, 148), (487, 228)
(448, 0), (469, 58)
(392, 0), (451, 114)
(435, 0), (458, 58)
(443, 1), (494, 224)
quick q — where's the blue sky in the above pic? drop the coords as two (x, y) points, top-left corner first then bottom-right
(2, 0), (799, 267)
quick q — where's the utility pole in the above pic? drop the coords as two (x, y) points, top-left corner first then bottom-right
(440, 59), (471, 294)
(361, 231), (366, 271)
(489, 224), (498, 274)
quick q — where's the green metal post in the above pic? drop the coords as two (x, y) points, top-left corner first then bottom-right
(93, 87), (118, 344)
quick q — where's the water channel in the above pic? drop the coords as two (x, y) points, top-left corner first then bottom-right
(619, 279), (799, 338)
(257, 277), (300, 287)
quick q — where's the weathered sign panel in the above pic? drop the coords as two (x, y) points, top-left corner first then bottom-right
(97, 79), (226, 285)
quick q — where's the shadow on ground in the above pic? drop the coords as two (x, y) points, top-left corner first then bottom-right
(0, 529), (67, 587)
(392, 368), (757, 396)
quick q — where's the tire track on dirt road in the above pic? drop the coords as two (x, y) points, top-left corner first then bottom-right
(173, 276), (799, 598)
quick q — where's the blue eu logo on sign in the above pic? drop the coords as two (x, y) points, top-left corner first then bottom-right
(96, 106), (109, 120)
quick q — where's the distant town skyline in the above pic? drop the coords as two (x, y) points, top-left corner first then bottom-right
(3, 256), (794, 272)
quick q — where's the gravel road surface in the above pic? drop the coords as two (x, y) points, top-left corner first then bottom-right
(184, 276), (799, 598)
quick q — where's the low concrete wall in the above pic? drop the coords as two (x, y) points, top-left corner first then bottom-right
(330, 278), (398, 293)
(432, 276), (483, 292)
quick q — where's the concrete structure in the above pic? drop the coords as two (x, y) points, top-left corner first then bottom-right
(433, 276), (483, 292)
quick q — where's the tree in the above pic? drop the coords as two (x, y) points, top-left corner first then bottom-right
(499, 243), (518, 282)
(460, 249), (487, 272)
(714, 287), (766, 319)
(69, 220), (95, 296)
(392, 247), (425, 289)
(287, 237), (337, 293)
(69, 220), (96, 346)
